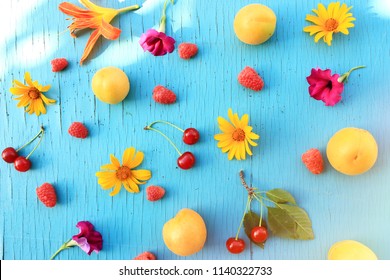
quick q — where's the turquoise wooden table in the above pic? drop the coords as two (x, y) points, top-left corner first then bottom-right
(1, 0), (389, 260)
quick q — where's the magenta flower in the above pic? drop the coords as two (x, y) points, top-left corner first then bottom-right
(139, 0), (175, 56)
(307, 66), (365, 106)
(50, 221), (103, 260)
(72, 221), (103, 255)
(139, 29), (175, 56)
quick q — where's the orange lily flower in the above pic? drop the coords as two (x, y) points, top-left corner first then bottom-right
(59, 0), (139, 64)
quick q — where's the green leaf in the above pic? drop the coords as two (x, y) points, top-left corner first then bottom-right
(243, 211), (267, 249)
(266, 189), (296, 204)
(277, 204), (314, 240)
(267, 207), (297, 239)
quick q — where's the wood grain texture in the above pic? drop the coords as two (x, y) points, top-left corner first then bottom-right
(0, 0), (389, 260)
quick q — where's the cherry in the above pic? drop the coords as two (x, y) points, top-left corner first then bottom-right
(183, 128), (200, 145)
(2, 147), (19, 163)
(250, 226), (268, 243)
(177, 152), (195, 170)
(14, 156), (32, 172)
(226, 237), (245, 254)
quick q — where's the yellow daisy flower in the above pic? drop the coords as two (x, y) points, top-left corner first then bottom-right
(10, 72), (56, 116)
(214, 108), (260, 160)
(303, 2), (355, 46)
(96, 147), (152, 196)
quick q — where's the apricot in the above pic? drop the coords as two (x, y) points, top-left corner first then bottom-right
(233, 4), (277, 45)
(326, 128), (378, 175)
(92, 66), (130, 104)
(328, 240), (378, 260)
(162, 208), (207, 256)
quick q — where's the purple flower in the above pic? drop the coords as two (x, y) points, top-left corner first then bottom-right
(306, 66), (365, 106)
(139, 0), (176, 56)
(72, 221), (103, 255)
(139, 29), (175, 56)
(307, 68), (344, 106)
(50, 220), (103, 260)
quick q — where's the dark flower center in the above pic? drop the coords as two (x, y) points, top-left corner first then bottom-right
(116, 166), (131, 180)
(327, 80), (333, 89)
(28, 89), (40, 99)
(325, 18), (339, 31)
(232, 128), (245, 141)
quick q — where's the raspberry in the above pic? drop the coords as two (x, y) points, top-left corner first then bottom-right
(178, 43), (198, 59)
(51, 58), (69, 72)
(36, 183), (57, 208)
(68, 122), (88, 139)
(302, 148), (324, 174)
(146, 186), (165, 201)
(238, 66), (264, 91)
(152, 85), (176, 104)
(133, 251), (157, 260)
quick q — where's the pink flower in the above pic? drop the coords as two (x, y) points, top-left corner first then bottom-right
(307, 68), (344, 106)
(306, 66), (365, 106)
(139, 0), (175, 56)
(72, 221), (103, 255)
(139, 29), (175, 56)
(50, 221), (103, 260)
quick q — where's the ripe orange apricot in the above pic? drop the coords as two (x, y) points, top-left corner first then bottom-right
(326, 128), (378, 175)
(233, 4), (277, 45)
(162, 208), (207, 256)
(92, 66), (130, 104)
(328, 240), (378, 260)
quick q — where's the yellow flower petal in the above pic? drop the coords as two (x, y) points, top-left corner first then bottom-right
(24, 72), (34, 87)
(100, 164), (118, 171)
(125, 179), (140, 193)
(228, 143), (238, 160)
(16, 95), (30, 107)
(132, 169), (151, 181)
(314, 31), (327, 43)
(221, 145), (231, 153)
(217, 116), (235, 133)
(13, 79), (29, 88)
(245, 140), (253, 156)
(109, 181), (122, 196)
(110, 154), (121, 167)
(40, 94), (56, 105)
(214, 133), (233, 141)
(128, 150), (144, 169)
(317, 3), (328, 18)
(122, 147), (135, 167)
(240, 114), (249, 127)
(40, 84), (51, 92)
(305, 15), (323, 26)
(10, 87), (28, 95)
(217, 138), (234, 148)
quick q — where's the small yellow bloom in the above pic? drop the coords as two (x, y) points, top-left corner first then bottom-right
(303, 2), (355, 46)
(10, 72), (55, 116)
(214, 108), (260, 160)
(96, 147), (152, 196)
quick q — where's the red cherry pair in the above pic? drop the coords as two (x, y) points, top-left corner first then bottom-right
(144, 121), (199, 170)
(2, 126), (45, 172)
(226, 226), (268, 254)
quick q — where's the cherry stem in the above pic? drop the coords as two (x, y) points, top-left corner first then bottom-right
(144, 126), (182, 156)
(16, 126), (44, 152)
(148, 120), (184, 133)
(26, 128), (45, 159)
(239, 170), (254, 197)
(259, 196), (264, 227)
(338, 65), (365, 83)
(236, 196), (251, 240)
